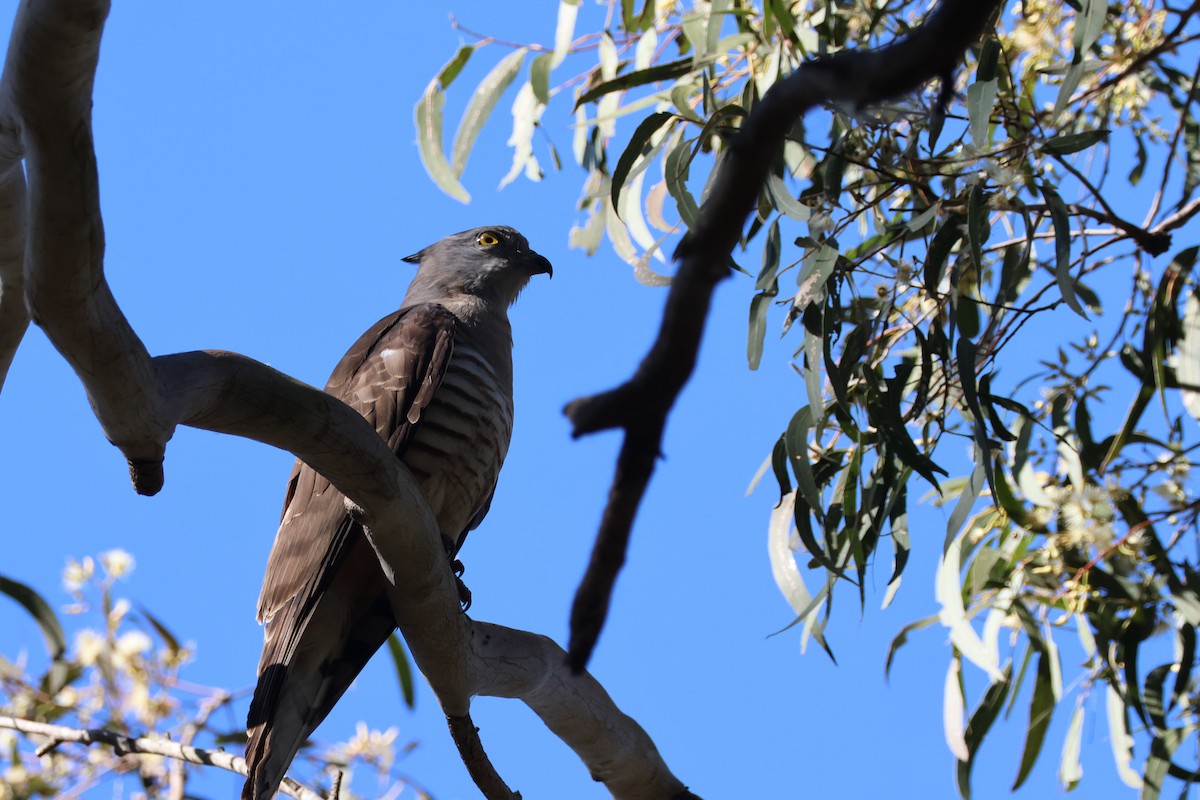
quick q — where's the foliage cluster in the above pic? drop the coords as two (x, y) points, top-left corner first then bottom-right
(415, 1), (1200, 795)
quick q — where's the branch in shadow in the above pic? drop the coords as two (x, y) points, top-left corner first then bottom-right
(563, 0), (1005, 672)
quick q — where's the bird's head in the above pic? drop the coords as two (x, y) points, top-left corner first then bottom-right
(401, 226), (552, 311)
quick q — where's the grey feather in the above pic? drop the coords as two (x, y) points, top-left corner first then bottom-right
(243, 226), (550, 800)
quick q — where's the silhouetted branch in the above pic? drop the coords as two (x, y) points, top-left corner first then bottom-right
(563, 0), (1004, 671)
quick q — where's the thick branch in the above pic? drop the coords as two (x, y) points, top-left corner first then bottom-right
(1, 0), (170, 494)
(0, 1), (694, 795)
(0, 715), (325, 800)
(159, 354), (693, 799)
(562, 0), (1004, 671)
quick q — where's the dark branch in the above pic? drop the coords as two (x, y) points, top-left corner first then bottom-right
(562, 0), (1004, 671)
(447, 714), (520, 800)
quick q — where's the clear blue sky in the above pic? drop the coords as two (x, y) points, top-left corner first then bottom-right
(0, 3), (1177, 799)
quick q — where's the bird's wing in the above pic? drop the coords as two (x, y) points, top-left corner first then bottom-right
(255, 303), (457, 626)
(243, 304), (456, 800)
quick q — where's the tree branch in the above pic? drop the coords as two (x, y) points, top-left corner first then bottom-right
(1, 0), (170, 495)
(0, 714), (326, 800)
(0, 2), (694, 797)
(562, 0), (1004, 671)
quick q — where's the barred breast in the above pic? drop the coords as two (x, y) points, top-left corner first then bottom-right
(403, 336), (514, 545)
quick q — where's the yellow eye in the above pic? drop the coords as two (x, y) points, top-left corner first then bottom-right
(477, 232), (501, 247)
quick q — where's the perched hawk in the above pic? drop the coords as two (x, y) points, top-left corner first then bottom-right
(243, 226), (551, 800)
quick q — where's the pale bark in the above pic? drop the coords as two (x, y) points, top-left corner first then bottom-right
(0, 2), (692, 798)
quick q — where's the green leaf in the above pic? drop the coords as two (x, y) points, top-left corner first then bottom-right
(1040, 184), (1088, 318)
(748, 293), (773, 371)
(611, 111), (675, 216)
(967, 79), (998, 146)
(794, 245), (838, 312)
(1042, 129), (1110, 155)
(784, 406), (822, 514)
(1106, 683), (1143, 789)
(137, 604), (182, 657)
(706, 0), (733, 57)
(956, 335), (996, 494)
(575, 57), (697, 107)
(977, 37), (1001, 82)
(1177, 289), (1200, 422)
(664, 134), (701, 227)
(944, 460), (985, 553)
(451, 48), (528, 177)
(1145, 663), (1172, 732)
(1182, 115), (1199, 205)
(386, 633), (416, 709)
(1012, 651), (1056, 790)
(415, 52), (475, 203)
(0, 574), (66, 660)
(435, 44), (475, 91)
(885, 614), (937, 678)
(1059, 703), (1085, 790)
(766, 172), (811, 222)
(770, 435), (791, 499)
(1074, 0), (1108, 55)
(1053, 62), (1084, 122)
(957, 666), (1012, 800)
(1144, 727), (1190, 800)
(924, 214), (966, 292)
(530, 53), (554, 105)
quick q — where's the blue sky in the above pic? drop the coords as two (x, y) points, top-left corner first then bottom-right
(0, 3), (1186, 799)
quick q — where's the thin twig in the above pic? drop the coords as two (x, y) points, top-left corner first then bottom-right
(167, 690), (233, 800)
(562, 0), (1004, 671)
(0, 715), (325, 800)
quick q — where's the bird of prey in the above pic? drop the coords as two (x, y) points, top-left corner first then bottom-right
(242, 226), (551, 800)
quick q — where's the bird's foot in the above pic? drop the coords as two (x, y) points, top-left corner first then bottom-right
(441, 535), (472, 613)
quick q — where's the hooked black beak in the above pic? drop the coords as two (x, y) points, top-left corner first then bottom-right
(525, 250), (553, 278)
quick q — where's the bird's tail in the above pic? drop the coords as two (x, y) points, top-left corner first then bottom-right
(242, 539), (395, 800)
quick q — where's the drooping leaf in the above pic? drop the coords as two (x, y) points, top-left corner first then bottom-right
(552, 0), (581, 68)
(137, 604), (182, 658)
(1144, 663), (1173, 733)
(1042, 129), (1110, 155)
(1040, 184), (1088, 318)
(956, 665), (1012, 800)
(886, 614), (938, 678)
(575, 57), (697, 107)
(967, 79), (998, 146)
(1059, 703), (1085, 790)
(1106, 683), (1143, 789)
(1012, 651), (1056, 789)
(664, 133), (701, 227)
(0, 574), (66, 660)
(530, 52), (554, 105)
(1144, 727), (1190, 800)
(749, 220), (782, 369)
(1175, 289), (1200, 422)
(415, 48), (477, 203)
(611, 111), (675, 214)
(386, 633), (416, 709)
(1183, 114), (1199, 206)
(924, 213), (966, 292)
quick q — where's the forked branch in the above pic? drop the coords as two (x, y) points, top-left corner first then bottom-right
(0, 1), (693, 798)
(563, 0), (1005, 671)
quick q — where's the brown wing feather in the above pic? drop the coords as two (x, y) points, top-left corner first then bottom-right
(255, 304), (457, 625)
(243, 304), (457, 800)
